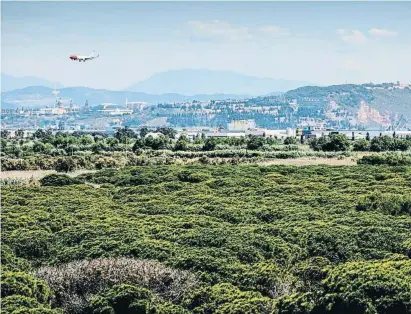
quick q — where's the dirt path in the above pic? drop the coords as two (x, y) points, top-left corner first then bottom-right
(255, 157), (358, 166)
(0, 169), (96, 180)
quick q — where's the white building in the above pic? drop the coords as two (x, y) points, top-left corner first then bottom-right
(227, 119), (256, 131)
(38, 107), (67, 115)
(125, 99), (148, 111)
(95, 103), (133, 115)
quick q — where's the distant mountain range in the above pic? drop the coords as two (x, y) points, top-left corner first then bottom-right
(1, 73), (64, 92)
(2, 70), (311, 96)
(127, 69), (312, 95)
(1, 86), (249, 109)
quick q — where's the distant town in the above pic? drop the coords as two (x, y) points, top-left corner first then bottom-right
(2, 81), (411, 140)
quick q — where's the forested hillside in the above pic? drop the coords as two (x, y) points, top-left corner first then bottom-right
(2, 164), (411, 313)
(284, 83), (411, 119)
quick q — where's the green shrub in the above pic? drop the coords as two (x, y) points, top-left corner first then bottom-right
(39, 174), (83, 187)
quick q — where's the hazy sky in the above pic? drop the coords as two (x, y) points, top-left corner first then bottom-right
(2, 1), (411, 90)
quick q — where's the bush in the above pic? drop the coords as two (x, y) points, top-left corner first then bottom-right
(309, 134), (351, 152)
(89, 284), (153, 314)
(39, 174), (83, 187)
(356, 193), (411, 216)
(277, 259), (411, 314)
(284, 137), (298, 145)
(1, 272), (57, 314)
(177, 171), (211, 183)
(35, 258), (198, 313)
(357, 153), (411, 166)
(247, 136), (265, 150)
(353, 138), (370, 151)
(55, 157), (76, 173)
(202, 138), (217, 151)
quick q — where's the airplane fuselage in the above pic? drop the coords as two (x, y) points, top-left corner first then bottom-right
(69, 52), (98, 62)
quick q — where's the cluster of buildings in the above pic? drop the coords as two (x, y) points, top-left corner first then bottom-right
(365, 81), (411, 91)
(174, 119), (411, 141)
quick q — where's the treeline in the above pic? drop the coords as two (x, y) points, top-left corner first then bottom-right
(309, 134), (411, 152)
(2, 165), (411, 313)
(2, 128), (411, 172)
(1, 127), (295, 158)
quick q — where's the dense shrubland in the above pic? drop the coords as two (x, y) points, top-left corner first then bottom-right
(2, 164), (411, 313)
(1, 128), (410, 171)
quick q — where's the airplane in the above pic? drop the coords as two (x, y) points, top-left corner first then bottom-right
(69, 50), (99, 62)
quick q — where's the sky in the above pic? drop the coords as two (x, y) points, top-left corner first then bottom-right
(2, 1), (411, 90)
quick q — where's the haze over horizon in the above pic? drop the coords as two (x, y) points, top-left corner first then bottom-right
(2, 1), (411, 91)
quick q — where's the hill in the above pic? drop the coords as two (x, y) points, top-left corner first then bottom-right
(1, 86), (247, 109)
(127, 69), (312, 95)
(282, 83), (411, 125)
(1, 73), (64, 92)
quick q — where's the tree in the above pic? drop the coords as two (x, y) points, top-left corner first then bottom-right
(115, 126), (136, 142)
(132, 138), (145, 152)
(310, 134), (350, 152)
(353, 139), (370, 151)
(370, 136), (393, 152)
(202, 138), (217, 151)
(156, 127), (177, 139)
(139, 127), (149, 138)
(15, 129), (24, 139)
(33, 129), (53, 142)
(55, 157), (76, 173)
(151, 135), (169, 150)
(284, 137), (297, 145)
(1, 129), (11, 139)
(247, 136), (265, 150)
(33, 142), (47, 153)
(174, 135), (190, 151)
(322, 134), (350, 152)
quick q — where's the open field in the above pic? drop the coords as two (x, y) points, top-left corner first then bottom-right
(256, 156), (358, 166)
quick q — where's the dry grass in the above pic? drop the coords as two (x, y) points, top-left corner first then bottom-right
(0, 169), (95, 180)
(35, 258), (199, 313)
(256, 157), (358, 166)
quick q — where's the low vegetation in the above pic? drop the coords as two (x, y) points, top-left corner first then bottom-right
(2, 164), (411, 313)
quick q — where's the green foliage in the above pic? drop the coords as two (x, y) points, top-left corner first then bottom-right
(202, 138), (217, 151)
(353, 138), (371, 151)
(39, 174), (84, 187)
(1, 272), (53, 303)
(89, 284), (152, 314)
(184, 283), (274, 314)
(356, 192), (411, 216)
(174, 135), (190, 151)
(309, 134), (351, 152)
(370, 136), (411, 152)
(247, 136), (265, 150)
(55, 157), (77, 173)
(277, 258), (411, 314)
(1, 295), (60, 314)
(358, 153), (411, 166)
(283, 137), (298, 145)
(3, 164), (411, 313)
(0, 272), (58, 314)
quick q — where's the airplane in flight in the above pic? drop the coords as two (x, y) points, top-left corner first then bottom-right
(69, 50), (99, 62)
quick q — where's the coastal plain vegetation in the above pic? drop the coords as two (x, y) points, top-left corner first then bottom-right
(1, 128), (411, 174)
(2, 163), (411, 313)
